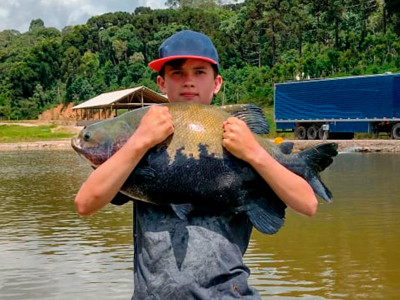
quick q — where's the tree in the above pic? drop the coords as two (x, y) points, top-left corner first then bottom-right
(385, 0), (400, 34)
(64, 76), (94, 103)
(287, 1), (311, 57)
(8, 61), (37, 98)
(61, 46), (81, 79)
(166, 0), (219, 9)
(0, 92), (12, 119)
(0, 30), (21, 48)
(27, 38), (62, 89)
(135, 7), (153, 15)
(308, 0), (330, 53)
(112, 39), (128, 63)
(30, 84), (52, 109)
(29, 19), (45, 31)
(61, 25), (91, 54)
(16, 99), (39, 119)
(79, 51), (100, 77)
(258, 0), (290, 65)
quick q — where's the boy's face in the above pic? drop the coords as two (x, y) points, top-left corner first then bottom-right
(157, 59), (222, 105)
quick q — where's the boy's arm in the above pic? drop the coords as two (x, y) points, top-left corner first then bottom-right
(222, 117), (318, 217)
(74, 106), (174, 217)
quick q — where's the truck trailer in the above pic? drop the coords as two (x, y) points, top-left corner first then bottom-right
(274, 73), (400, 139)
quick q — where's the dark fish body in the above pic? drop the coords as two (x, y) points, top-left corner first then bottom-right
(72, 103), (338, 234)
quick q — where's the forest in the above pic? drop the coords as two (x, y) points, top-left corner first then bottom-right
(0, 0), (400, 119)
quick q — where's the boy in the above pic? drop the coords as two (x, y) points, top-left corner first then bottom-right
(74, 30), (317, 299)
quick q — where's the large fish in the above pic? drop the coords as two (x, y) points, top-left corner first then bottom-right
(71, 103), (338, 235)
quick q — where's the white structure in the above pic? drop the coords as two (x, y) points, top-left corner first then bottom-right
(72, 86), (168, 125)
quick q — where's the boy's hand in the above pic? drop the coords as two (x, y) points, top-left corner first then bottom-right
(130, 105), (174, 150)
(222, 117), (263, 162)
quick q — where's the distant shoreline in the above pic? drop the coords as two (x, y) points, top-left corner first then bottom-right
(289, 139), (400, 153)
(0, 140), (72, 151)
(1, 139), (400, 153)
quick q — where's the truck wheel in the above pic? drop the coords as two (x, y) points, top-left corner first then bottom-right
(307, 125), (319, 140)
(295, 126), (307, 140)
(318, 127), (329, 140)
(391, 123), (400, 140)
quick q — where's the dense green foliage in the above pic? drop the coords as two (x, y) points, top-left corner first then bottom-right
(1, 0), (400, 119)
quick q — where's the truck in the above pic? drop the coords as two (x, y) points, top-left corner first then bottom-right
(274, 73), (400, 139)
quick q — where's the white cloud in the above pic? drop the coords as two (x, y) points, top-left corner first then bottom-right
(0, 0), (241, 33)
(0, 0), (167, 33)
(145, 0), (167, 9)
(67, 4), (108, 24)
(0, 8), (10, 18)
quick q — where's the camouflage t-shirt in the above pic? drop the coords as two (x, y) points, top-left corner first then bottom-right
(131, 201), (260, 300)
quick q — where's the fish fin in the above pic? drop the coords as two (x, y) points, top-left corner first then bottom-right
(279, 142), (294, 154)
(133, 166), (156, 180)
(243, 198), (286, 235)
(110, 192), (132, 206)
(297, 143), (338, 202)
(220, 104), (270, 134)
(309, 175), (333, 203)
(171, 203), (193, 220)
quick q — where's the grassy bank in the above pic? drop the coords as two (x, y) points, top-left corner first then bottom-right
(0, 124), (75, 143)
(263, 107), (295, 139)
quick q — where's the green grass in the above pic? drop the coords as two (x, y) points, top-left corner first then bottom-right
(263, 106), (295, 139)
(0, 124), (75, 143)
(354, 132), (391, 139)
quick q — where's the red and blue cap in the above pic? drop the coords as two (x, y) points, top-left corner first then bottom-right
(148, 30), (219, 72)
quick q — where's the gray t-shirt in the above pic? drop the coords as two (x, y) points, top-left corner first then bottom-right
(131, 201), (260, 300)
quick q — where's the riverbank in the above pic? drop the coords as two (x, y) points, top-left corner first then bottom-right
(1, 138), (399, 152)
(290, 139), (400, 153)
(0, 139), (72, 151)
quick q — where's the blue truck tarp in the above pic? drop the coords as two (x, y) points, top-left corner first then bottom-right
(274, 73), (400, 138)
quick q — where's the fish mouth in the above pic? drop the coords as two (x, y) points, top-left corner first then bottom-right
(71, 137), (84, 156)
(70, 137), (99, 169)
(71, 137), (80, 151)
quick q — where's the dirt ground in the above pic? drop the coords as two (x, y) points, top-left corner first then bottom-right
(289, 139), (400, 153)
(38, 103), (77, 122)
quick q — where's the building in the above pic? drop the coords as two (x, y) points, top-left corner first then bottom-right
(72, 86), (168, 125)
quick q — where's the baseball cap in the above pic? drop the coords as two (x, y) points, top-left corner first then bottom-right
(148, 30), (219, 72)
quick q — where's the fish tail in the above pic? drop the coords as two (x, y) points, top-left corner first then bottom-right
(296, 143), (338, 202)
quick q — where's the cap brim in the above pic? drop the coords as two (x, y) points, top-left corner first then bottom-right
(148, 55), (218, 72)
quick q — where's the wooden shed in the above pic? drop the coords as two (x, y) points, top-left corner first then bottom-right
(72, 86), (168, 126)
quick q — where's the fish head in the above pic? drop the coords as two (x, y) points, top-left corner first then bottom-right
(71, 119), (133, 168)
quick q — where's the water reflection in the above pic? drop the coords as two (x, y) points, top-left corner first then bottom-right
(0, 151), (133, 300)
(0, 151), (399, 299)
(245, 153), (400, 300)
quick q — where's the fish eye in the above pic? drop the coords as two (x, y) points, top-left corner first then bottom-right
(83, 131), (91, 142)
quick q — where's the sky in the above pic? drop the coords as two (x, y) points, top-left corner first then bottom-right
(0, 0), (168, 33)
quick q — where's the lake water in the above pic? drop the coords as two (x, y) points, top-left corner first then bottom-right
(0, 150), (399, 299)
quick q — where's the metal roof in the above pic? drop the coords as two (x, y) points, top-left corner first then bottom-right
(72, 86), (168, 109)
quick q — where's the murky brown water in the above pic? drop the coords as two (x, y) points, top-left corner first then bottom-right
(0, 150), (399, 299)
